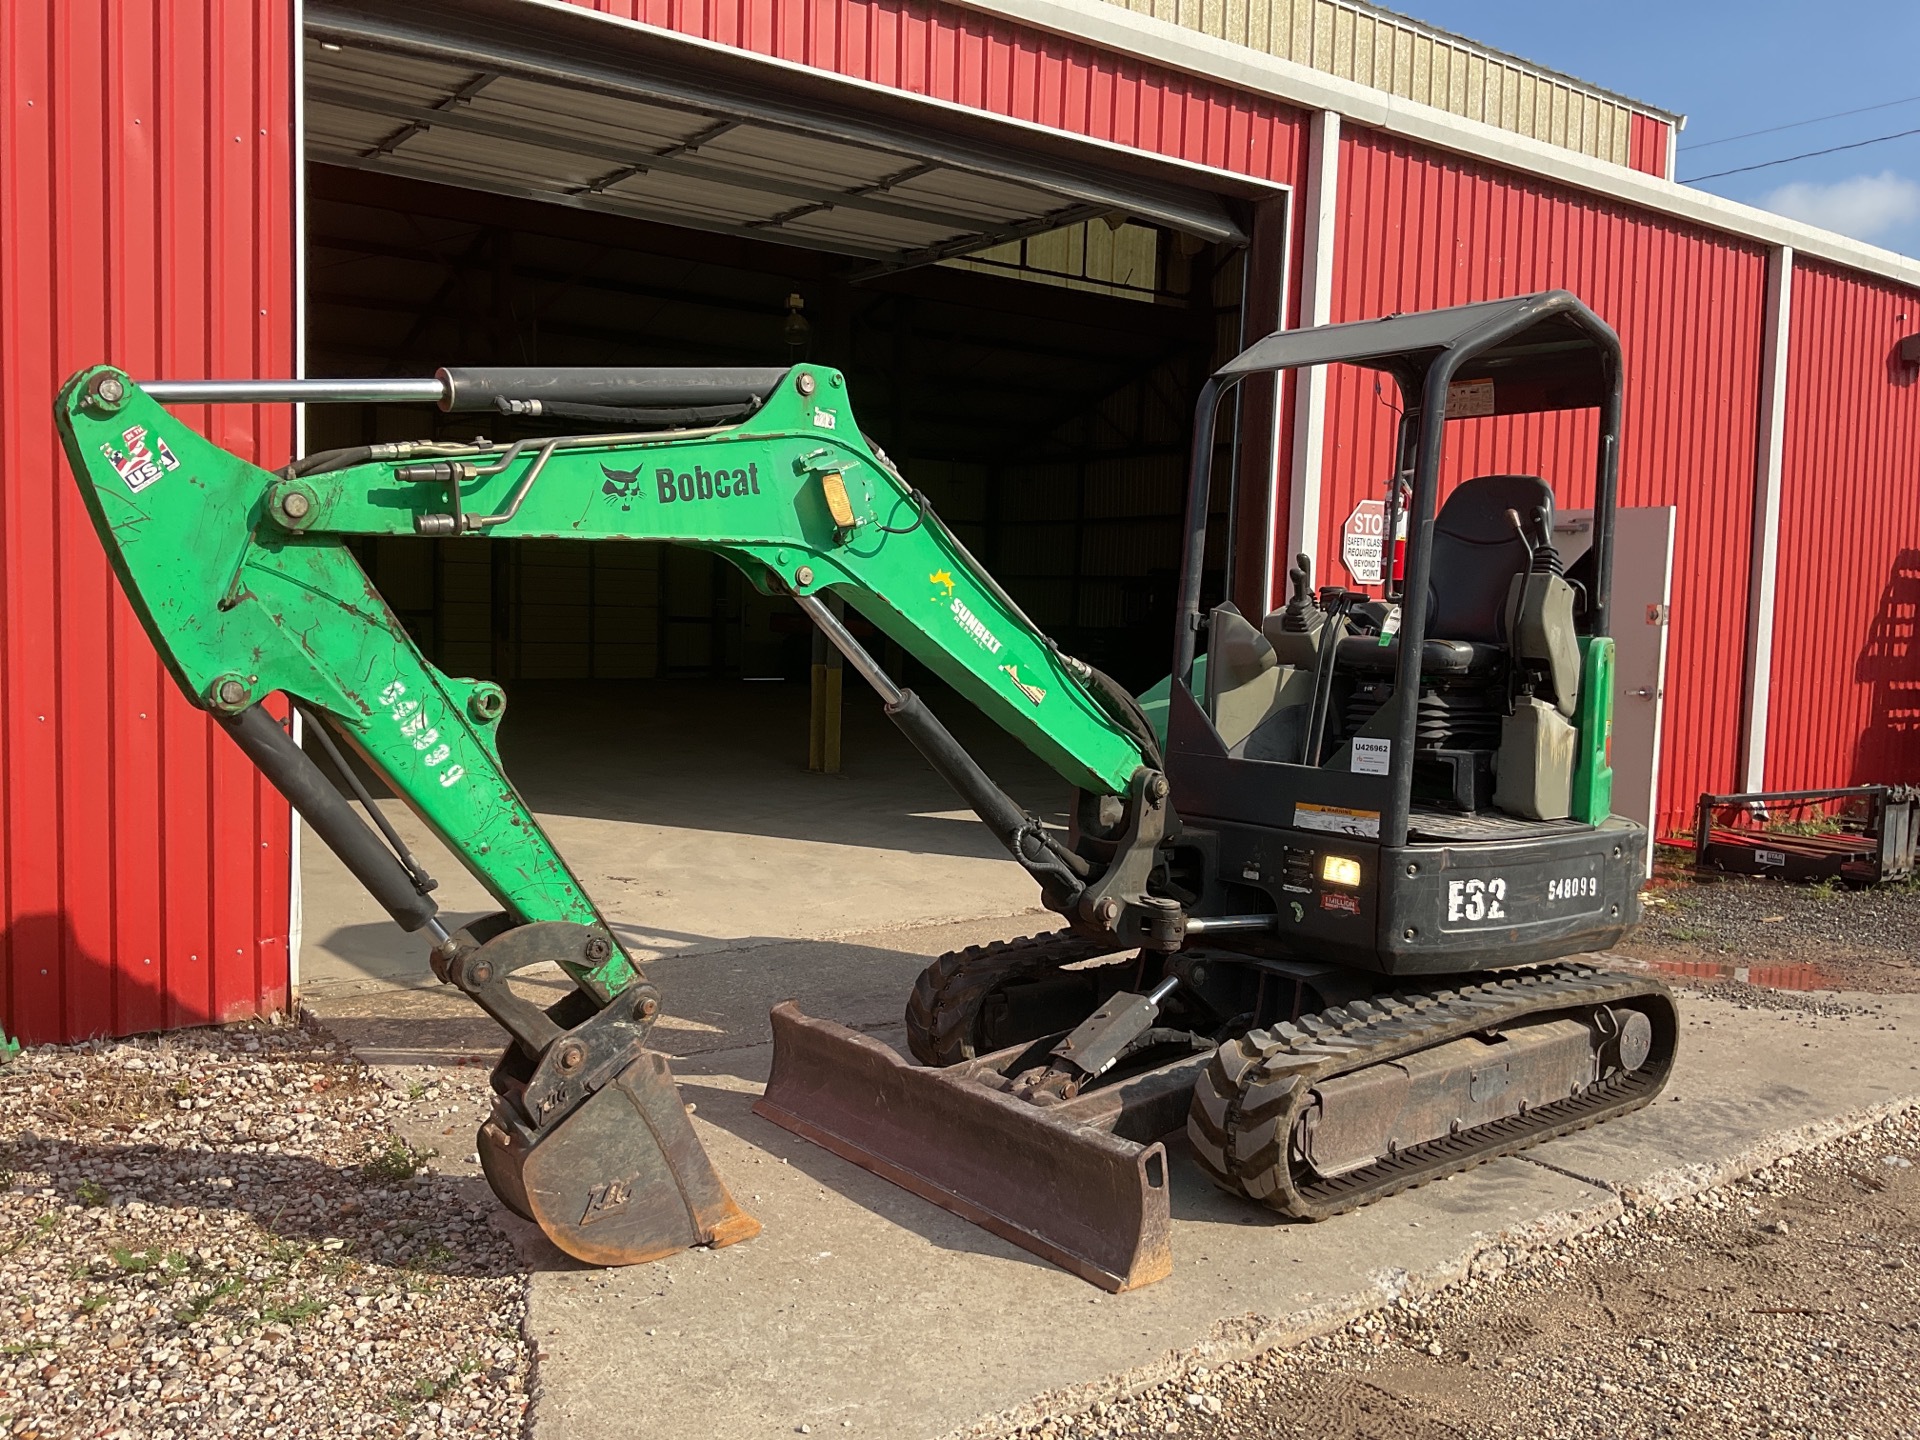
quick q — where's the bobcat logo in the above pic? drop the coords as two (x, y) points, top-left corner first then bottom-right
(601, 464), (645, 511)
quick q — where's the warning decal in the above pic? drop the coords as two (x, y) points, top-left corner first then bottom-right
(1293, 802), (1381, 839)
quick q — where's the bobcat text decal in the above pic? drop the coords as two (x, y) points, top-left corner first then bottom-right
(600, 462), (762, 512)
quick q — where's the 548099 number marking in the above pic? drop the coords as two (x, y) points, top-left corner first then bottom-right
(379, 680), (465, 788)
(1547, 875), (1599, 901)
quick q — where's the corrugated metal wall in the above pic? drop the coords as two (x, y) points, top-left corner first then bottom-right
(1316, 128), (1769, 835)
(561, 0), (1307, 182)
(1627, 113), (1670, 179)
(1767, 259), (1920, 790)
(0, 0), (296, 1044)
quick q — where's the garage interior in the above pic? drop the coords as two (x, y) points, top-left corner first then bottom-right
(294, 6), (1286, 978)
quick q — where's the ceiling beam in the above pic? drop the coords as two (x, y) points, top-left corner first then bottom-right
(306, 0), (1253, 243)
(309, 83), (1007, 236)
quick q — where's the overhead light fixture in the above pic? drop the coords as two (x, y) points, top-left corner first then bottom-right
(783, 293), (811, 358)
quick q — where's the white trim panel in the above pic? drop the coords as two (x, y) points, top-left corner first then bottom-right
(288, 0), (308, 1004)
(1286, 110), (1340, 589)
(1258, 190), (1293, 612)
(1740, 245), (1794, 792)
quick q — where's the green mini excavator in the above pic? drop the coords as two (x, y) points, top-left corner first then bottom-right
(58, 290), (1674, 1290)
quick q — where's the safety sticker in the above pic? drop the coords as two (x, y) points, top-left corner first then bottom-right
(1293, 802), (1380, 839)
(812, 408), (838, 430)
(100, 425), (179, 493)
(1446, 379), (1495, 417)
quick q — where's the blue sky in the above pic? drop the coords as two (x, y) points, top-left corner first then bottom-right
(1389, 2), (1920, 257)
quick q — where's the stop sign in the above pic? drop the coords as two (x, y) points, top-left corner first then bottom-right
(1341, 499), (1385, 586)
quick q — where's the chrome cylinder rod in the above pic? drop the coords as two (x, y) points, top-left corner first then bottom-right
(1184, 914), (1278, 935)
(795, 592), (903, 706)
(142, 378), (447, 405)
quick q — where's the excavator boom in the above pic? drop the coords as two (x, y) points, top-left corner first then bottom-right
(54, 362), (1163, 1266)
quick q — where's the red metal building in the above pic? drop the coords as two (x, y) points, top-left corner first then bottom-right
(2, 0), (1916, 1042)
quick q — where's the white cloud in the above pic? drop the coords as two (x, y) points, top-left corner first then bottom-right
(1758, 170), (1920, 242)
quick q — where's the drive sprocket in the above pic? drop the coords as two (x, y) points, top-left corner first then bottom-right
(905, 930), (1135, 1066)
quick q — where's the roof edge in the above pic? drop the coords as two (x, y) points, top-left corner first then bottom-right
(1358, 1), (1683, 125)
(951, 0), (1920, 292)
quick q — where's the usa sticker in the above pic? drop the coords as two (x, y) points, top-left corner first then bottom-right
(100, 425), (180, 493)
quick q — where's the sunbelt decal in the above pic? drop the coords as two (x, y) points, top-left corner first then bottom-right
(931, 568), (1016, 674)
(949, 596), (1002, 655)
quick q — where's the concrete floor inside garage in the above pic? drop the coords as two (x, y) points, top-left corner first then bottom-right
(293, 676), (1069, 999)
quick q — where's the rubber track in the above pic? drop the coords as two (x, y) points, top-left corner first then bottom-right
(904, 930), (1129, 1066)
(1186, 962), (1677, 1220)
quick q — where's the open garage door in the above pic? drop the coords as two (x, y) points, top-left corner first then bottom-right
(291, 0), (1288, 992)
(303, 0), (1249, 269)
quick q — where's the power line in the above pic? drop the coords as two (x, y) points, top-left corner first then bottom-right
(1685, 126), (1920, 183)
(1683, 94), (1920, 152)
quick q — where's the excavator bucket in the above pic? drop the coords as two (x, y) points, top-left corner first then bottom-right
(481, 1052), (760, 1266)
(756, 1002), (1204, 1291)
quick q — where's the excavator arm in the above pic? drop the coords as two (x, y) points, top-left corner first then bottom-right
(55, 362), (1173, 1265)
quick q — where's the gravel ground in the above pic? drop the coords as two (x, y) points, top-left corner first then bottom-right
(0, 1015), (531, 1440)
(1015, 1106), (1920, 1440)
(1633, 860), (1920, 995)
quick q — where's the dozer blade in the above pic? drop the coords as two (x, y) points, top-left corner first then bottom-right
(480, 1051), (760, 1266)
(756, 1001), (1193, 1292)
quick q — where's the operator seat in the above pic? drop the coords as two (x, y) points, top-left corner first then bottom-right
(1336, 473), (1552, 674)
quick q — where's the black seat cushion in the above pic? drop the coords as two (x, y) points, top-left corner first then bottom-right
(1335, 635), (1504, 676)
(1425, 474), (1554, 645)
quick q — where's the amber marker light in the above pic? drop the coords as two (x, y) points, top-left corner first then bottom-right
(1321, 855), (1363, 887)
(820, 472), (857, 530)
